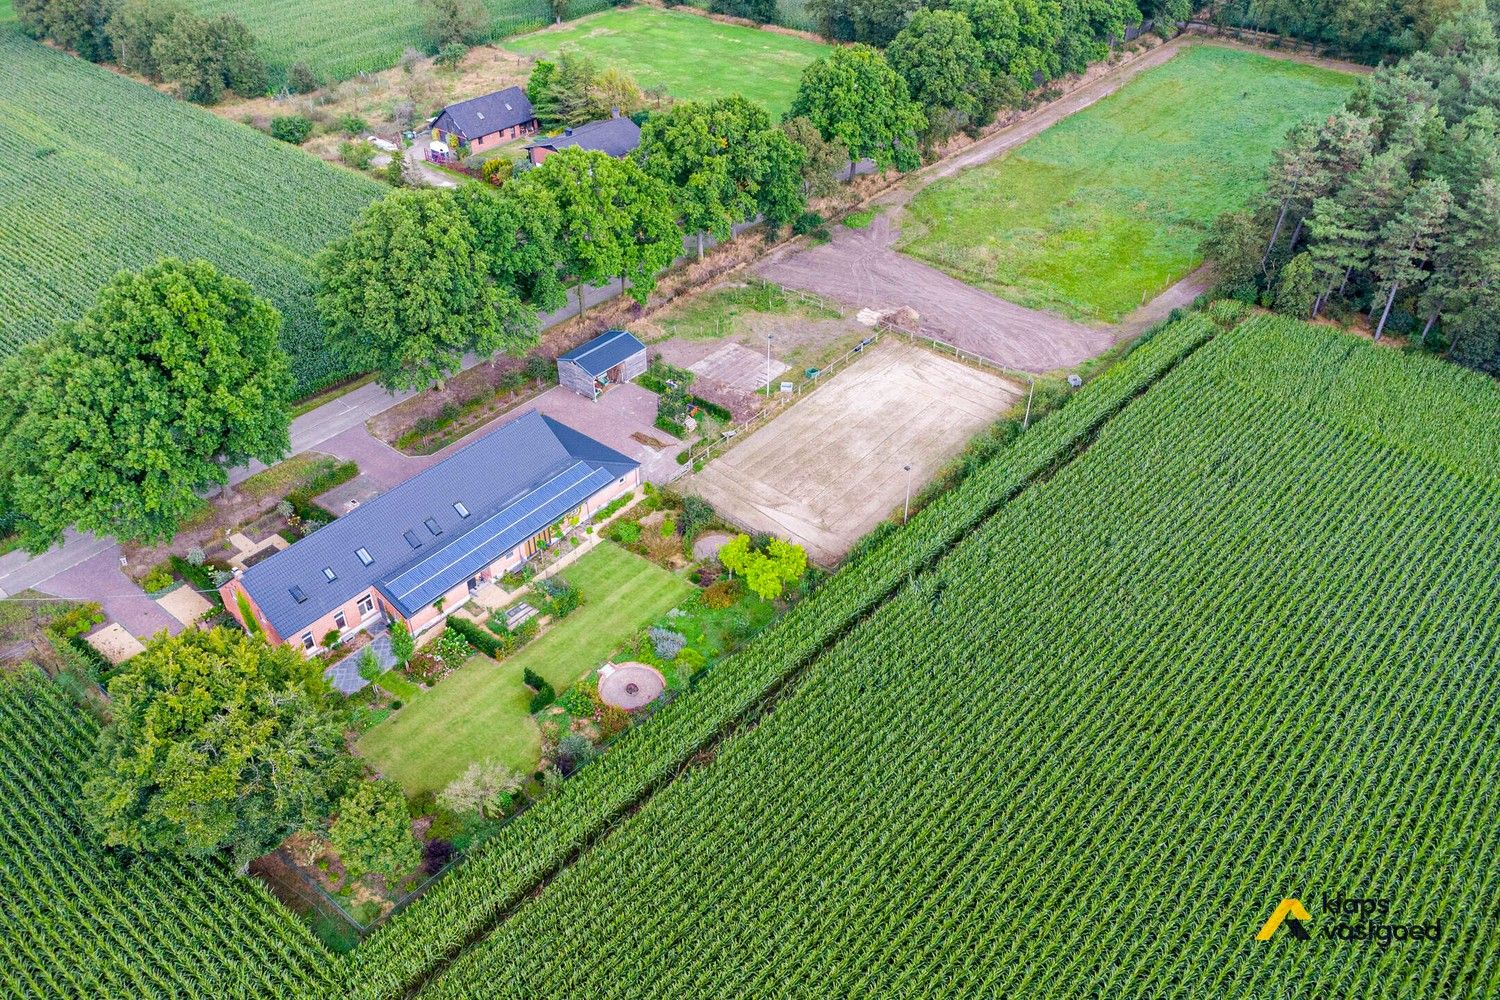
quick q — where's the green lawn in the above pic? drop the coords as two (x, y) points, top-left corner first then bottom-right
(356, 543), (695, 795)
(898, 45), (1357, 323)
(502, 7), (828, 118)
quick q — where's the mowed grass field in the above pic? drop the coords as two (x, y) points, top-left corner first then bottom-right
(899, 45), (1356, 322)
(502, 7), (828, 117)
(424, 313), (1500, 998)
(0, 28), (379, 394)
(186, 0), (612, 82)
(357, 543), (694, 795)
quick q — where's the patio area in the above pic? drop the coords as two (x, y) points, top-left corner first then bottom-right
(324, 628), (396, 695)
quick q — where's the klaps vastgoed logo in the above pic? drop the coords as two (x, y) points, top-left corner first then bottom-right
(1256, 895), (1444, 946)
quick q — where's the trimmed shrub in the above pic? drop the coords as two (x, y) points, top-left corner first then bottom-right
(528, 681), (556, 713)
(609, 522), (642, 545)
(447, 616), (504, 658)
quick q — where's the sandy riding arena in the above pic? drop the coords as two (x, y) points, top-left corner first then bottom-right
(689, 340), (1020, 565)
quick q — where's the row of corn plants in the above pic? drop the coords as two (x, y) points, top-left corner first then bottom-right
(0, 29), (379, 394)
(420, 314), (1500, 998)
(0, 668), (337, 998)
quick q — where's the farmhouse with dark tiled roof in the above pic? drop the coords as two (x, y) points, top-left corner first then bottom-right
(525, 112), (642, 165)
(430, 85), (538, 152)
(219, 411), (638, 653)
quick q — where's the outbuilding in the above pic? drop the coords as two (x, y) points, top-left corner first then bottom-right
(525, 112), (641, 165)
(557, 329), (648, 400)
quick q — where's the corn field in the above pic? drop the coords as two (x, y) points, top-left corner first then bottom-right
(340, 312), (1218, 998)
(185, 0), (616, 82)
(412, 312), (1500, 997)
(0, 669), (335, 998)
(10, 310), (1498, 998)
(0, 29), (379, 395)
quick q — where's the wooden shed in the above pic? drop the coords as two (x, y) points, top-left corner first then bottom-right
(557, 329), (648, 400)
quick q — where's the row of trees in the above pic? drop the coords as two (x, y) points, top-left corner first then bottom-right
(1203, 0), (1500, 370)
(1205, 0), (1495, 63)
(16, 0), (265, 103)
(803, 0), (1187, 72)
(315, 147), (683, 392)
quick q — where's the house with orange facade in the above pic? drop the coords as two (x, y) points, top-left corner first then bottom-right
(220, 411), (638, 655)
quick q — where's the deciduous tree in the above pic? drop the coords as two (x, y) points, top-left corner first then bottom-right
(787, 45), (927, 176)
(316, 189), (528, 390)
(512, 148), (681, 310)
(0, 258), (290, 550)
(330, 779), (421, 882)
(82, 628), (352, 866)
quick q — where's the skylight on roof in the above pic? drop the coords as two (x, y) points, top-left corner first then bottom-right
(404, 530), (422, 549)
(454, 502), (470, 518)
(323, 567), (337, 582)
(476, 111), (485, 119)
(289, 585), (308, 604)
(425, 517), (442, 536)
(356, 547), (373, 566)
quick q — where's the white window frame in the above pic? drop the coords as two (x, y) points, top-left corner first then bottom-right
(301, 632), (315, 650)
(357, 593), (375, 617)
(333, 610), (347, 630)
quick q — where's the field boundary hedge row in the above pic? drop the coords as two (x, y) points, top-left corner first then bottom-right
(340, 311), (1221, 998)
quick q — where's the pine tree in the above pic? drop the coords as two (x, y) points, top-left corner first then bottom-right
(1371, 176), (1452, 339)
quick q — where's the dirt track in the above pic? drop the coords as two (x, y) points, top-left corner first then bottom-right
(757, 37), (1207, 373)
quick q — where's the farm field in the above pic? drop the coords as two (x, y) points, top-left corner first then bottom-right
(0, 667), (333, 998)
(691, 339), (1021, 564)
(422, 312), (1500, 997)
(357, 543), (694, 795)
(899, 45), (1357, 322)
(187, 0), (612, 82)
(501, 7), (829, 118)
(0, 28), (380, 395)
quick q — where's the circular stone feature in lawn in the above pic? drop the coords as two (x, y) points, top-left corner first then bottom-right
(693, 531), (734, 560)
(598, 662), (666, 710)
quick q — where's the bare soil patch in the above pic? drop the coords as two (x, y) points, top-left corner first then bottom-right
(689, 339), (1021, 565)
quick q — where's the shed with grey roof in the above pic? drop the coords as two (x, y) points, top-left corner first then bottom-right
(557, 329), (648, 400)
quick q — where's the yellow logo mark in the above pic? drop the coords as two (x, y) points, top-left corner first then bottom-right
(1256, 898), (1312, 941)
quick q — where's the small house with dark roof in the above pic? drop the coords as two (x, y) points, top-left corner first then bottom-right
(525, 113), (642, 165)
(430, 85), (538, 153)
(557, 329), (648, 400)
(219, 410), (638, 654)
